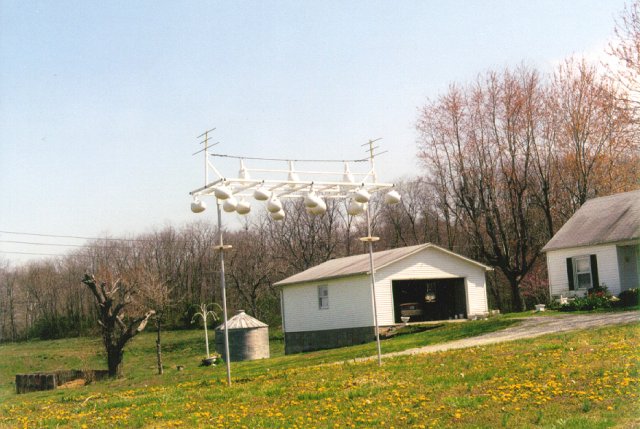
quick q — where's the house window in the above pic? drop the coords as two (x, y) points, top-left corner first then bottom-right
(318, 285), (329, 310)
(566, 255), (599, 290)
(573, 256), (592, 289)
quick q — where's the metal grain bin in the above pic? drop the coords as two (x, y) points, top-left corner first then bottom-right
(215, 310), (269, 361)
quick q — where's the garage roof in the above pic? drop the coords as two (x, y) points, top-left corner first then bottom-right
(275, 243), (492, 286)
(542, 190), (640, 252)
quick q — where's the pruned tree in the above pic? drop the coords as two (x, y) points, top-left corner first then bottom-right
(191, 302), (221, 359)
(82, 273), (155, 377)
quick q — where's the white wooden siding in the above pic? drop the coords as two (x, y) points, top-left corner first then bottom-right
(282, 275), (373, 333)
(282, 246), (489, 333)
(374, 247), (488, 325)
(546, 244), (621, 296)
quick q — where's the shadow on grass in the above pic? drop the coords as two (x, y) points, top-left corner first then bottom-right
(381, 324), (443, 340)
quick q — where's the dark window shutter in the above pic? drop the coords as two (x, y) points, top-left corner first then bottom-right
(566, 258), (574, 290)
(590, 254), (599, 288)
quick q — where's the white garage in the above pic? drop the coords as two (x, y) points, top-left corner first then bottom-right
(276, 243), (492, 354)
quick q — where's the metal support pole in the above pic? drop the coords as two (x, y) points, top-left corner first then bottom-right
(190, 136), (399, 372)
(364, 206), (382, 366)
(216, 202), (232, 386)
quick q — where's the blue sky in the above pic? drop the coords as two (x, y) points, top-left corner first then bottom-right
(0, 0), (628, 264)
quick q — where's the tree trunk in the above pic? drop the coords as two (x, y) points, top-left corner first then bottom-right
(488, 271), (502, 311)
(107, 346), (124, 378)
(156, 318), (163, 375)
(509, 276), (524, 313)
(204, 320), (210, 358)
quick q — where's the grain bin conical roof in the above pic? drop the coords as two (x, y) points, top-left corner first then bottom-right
(215, 310), (268, 330)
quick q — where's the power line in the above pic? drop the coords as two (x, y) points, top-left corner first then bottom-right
(0, 240), (87, 248)
(0, 230), (198, 250)
(0, 250), (67, 257)
(0, 230), (156, 242)
(0, 239), (143, 250)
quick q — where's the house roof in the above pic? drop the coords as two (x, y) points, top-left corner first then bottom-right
(542, 189), (640, 252)
(275, 243), (492, 287)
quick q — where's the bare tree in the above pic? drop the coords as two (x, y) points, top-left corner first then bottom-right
(225, 226), (287, 321)
(181, 221), (219, 305)
(418, 61), (638, 312)
(550, 58), (638, 214)
(135, 270), (173, 375)
(265, 199), (343, 272)
(607, 0), (640, 113)
(376, 178), (442, 247)
(0, 260), (19, 341)
(418, 67), (550, 311)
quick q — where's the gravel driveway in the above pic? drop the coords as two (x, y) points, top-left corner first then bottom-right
(382, 311), (638, 359)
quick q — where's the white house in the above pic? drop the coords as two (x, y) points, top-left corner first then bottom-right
(275, 243), (492, 354)
(542, 190), (640, 299)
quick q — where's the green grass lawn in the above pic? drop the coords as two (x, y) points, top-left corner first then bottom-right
(0, 317), (638, 428)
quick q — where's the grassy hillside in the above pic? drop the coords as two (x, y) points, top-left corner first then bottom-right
(0, 318), (638, 428)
